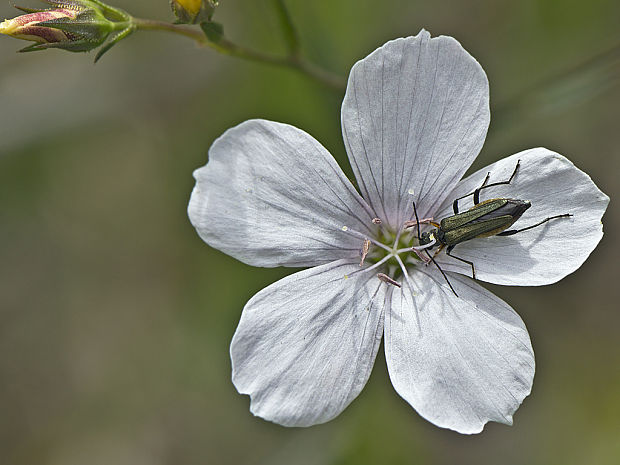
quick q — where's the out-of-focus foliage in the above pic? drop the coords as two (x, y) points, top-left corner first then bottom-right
(0, 0), (618, 464)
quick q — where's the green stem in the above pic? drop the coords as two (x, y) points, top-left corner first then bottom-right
(132, 18), (346, 92)
(272, 0), (300, 56)
(132, 18), (205, 42)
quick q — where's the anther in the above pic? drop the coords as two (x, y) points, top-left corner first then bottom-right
(411, 248), (432, 264)
(359, 239), (371, 266)
(377, 273), (401, 288)
(371, 218), (382, 225)
(404, 217), (434, 229)
(412, 236), (436, 264)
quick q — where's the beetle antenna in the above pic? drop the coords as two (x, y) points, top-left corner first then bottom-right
(425, 250), (458, 297)
(412, 200), (422, 240)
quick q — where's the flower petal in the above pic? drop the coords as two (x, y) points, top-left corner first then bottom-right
(341, 30), (490, 228)
(433, 149), (609, 285)
(231, 260), (386, 426)
(188, 119), (376, 267)
(384, 267), (534, 434)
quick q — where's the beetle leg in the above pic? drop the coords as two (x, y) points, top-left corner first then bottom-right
(446, 246), (476, 280)
(474, 159), (521, 203)
(472, 171), (491, 205)
(498, 213), (572, 236)
(452, 197), (459, 214)
(452, 171), (489, 213)
(431, 243), (445, 259)
(452, 160), (521, 212)
(425, 250), (458, 297)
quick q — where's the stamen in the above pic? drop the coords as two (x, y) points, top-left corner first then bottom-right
(403, 217), (434, 229)
(393, 204), (433, 249)
(341, 226), (392, 252)
(359, 239), (371, 266)
(346, 255), (391, 279)
(411, 248), (432, 264)
(394, 255), (417, 296)
(369, 216), (388, 239)
(377, 273), (401, 288)
(392, 224), (406, 251)
(411, 237), (436, 263)
(413, 237), (436, 251)
(394, 246), (425, 256)
(395, 255), (422, 329)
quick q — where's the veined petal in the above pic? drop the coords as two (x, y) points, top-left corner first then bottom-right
(231, 260), (386, 426)
(433, 149), (609, 285)
(385, 268), (534, 434)
(188, 119), (376, 267)
(341, 30), (490, 228)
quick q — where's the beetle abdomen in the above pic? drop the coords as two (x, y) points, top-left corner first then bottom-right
(473, 198), (530, 222)
(440, 199), (531, 246)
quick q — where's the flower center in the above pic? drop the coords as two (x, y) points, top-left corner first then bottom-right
(340, 214), (434, 289)
(369, 226), (418, 266)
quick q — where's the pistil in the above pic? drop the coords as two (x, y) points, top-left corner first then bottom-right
(340, 214), (432, 290)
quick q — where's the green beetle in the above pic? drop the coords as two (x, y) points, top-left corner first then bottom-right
(411, 160), (571, 296)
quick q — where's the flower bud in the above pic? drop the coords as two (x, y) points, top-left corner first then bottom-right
(0, 1), (134, 61)
(171, 0), (217, 24)
(0, 9), (77, 44)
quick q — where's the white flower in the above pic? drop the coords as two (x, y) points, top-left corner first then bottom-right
(188, 30), (609, 434)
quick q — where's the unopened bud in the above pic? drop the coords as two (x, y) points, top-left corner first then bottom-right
(0, 1), (133, 61)
(0, 9), (77, 44)
(171, 0), (217, 24)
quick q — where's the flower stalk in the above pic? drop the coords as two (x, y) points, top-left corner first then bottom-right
(130, 18), (346, 91)
(0, 0), (345, 90)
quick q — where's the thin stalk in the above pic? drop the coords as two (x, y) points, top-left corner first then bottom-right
(132, 18), (346, 91)
(272, 0), (300, 56)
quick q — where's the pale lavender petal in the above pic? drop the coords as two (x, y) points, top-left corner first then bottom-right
(385, 267), (534, 434)
(231, 260), (386, 426)
(189, 119), (376, 268)
(341, 30), (490, 228)
(432, 149), (609, 285)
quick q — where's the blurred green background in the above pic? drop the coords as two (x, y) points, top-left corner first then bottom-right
(1, 1), (619, 464)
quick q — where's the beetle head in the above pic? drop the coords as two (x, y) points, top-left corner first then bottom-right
(419, 230), (437, 247)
